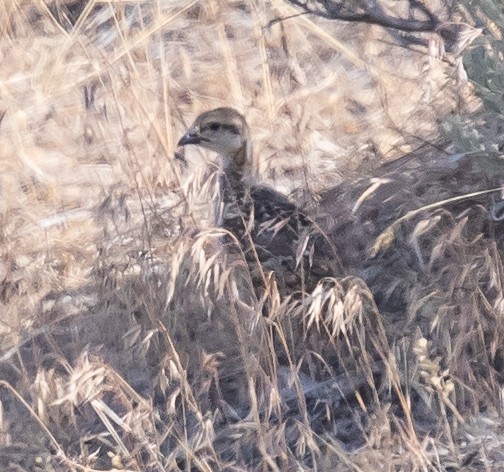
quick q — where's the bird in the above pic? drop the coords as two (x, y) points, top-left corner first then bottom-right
(176, 107), (336, 296)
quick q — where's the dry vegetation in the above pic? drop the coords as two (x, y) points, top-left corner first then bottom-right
(1, 1), (504, 470)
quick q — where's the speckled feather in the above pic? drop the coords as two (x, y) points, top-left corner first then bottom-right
(177, 108), (335, 293)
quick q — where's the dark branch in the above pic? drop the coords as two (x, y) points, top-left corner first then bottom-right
(281, 0), (440, 33)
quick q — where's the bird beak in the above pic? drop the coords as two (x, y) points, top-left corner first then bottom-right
(174, 146), (187, 166)
(177, 127), (203, 146)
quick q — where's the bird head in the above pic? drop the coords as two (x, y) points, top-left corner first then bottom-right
(177, 107), (250, 159)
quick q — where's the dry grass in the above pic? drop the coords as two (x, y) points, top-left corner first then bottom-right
(1, 1), (504, 471)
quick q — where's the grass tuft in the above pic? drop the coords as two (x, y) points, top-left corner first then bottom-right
(2, 1), (504, 470)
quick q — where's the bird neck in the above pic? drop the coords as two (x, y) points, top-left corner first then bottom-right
(222, 140), (254, 195)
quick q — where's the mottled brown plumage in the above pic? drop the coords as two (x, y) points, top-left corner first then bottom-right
(177, 107), (334, 294)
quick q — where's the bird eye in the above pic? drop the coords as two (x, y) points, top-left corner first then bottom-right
(208, 123), (221, 131)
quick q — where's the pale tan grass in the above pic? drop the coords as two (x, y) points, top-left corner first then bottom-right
(2, 1), (502, 470)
